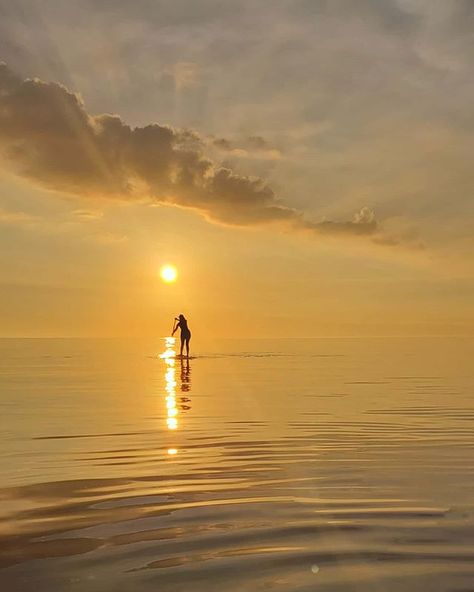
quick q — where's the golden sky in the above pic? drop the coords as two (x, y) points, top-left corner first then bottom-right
(0, 0), (473, 337)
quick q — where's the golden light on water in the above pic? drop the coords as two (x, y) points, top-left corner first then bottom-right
(167, 417), (178, 430)
(161, 337), (179, 431)
(160, 337), (192, 455)
(160, 264), (178, 283)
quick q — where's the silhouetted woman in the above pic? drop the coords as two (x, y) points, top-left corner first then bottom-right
(172, 314), (191, 359)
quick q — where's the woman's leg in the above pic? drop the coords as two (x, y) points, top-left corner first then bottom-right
(185, 336), (190, 358)
(180, 336), (184, 357)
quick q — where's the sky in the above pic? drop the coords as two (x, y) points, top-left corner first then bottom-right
(0, 0), (473, 338)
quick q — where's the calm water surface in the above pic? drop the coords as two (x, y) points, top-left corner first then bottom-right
(1, 337), (474, 591)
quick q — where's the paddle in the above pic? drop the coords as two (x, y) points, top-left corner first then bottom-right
(171, 317), (178, 336)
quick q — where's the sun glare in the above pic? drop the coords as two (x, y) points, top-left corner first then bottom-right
(160, 264), (178, 283)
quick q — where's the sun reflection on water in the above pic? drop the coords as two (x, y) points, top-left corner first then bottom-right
(160, 337), (178, 431)
(159, 337), (192, 455)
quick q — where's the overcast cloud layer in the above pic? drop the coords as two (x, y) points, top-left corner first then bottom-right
(0, 62), (376, 235)
(0, 0), (474, 254)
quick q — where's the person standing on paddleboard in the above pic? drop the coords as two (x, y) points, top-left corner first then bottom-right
(172, 314), (191, 359)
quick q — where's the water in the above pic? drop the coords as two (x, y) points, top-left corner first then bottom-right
(1, 336), (474, 591)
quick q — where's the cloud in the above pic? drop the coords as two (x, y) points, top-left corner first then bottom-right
(0, 62), (376, 237)
(0, 206), (36, 225)
(0, 204), (126, 244)
(71, 209), (104, 220)
(308, 206), (377, 235)
(212, 135), (282, 161)
(213, 138), (233, 151)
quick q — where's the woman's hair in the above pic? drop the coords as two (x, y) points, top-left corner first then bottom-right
(178, 314), (185, 320)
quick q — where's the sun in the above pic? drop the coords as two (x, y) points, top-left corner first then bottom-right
(160, 264), (178, 283)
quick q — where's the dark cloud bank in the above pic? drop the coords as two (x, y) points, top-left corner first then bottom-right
(0, 63), (376, 237)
